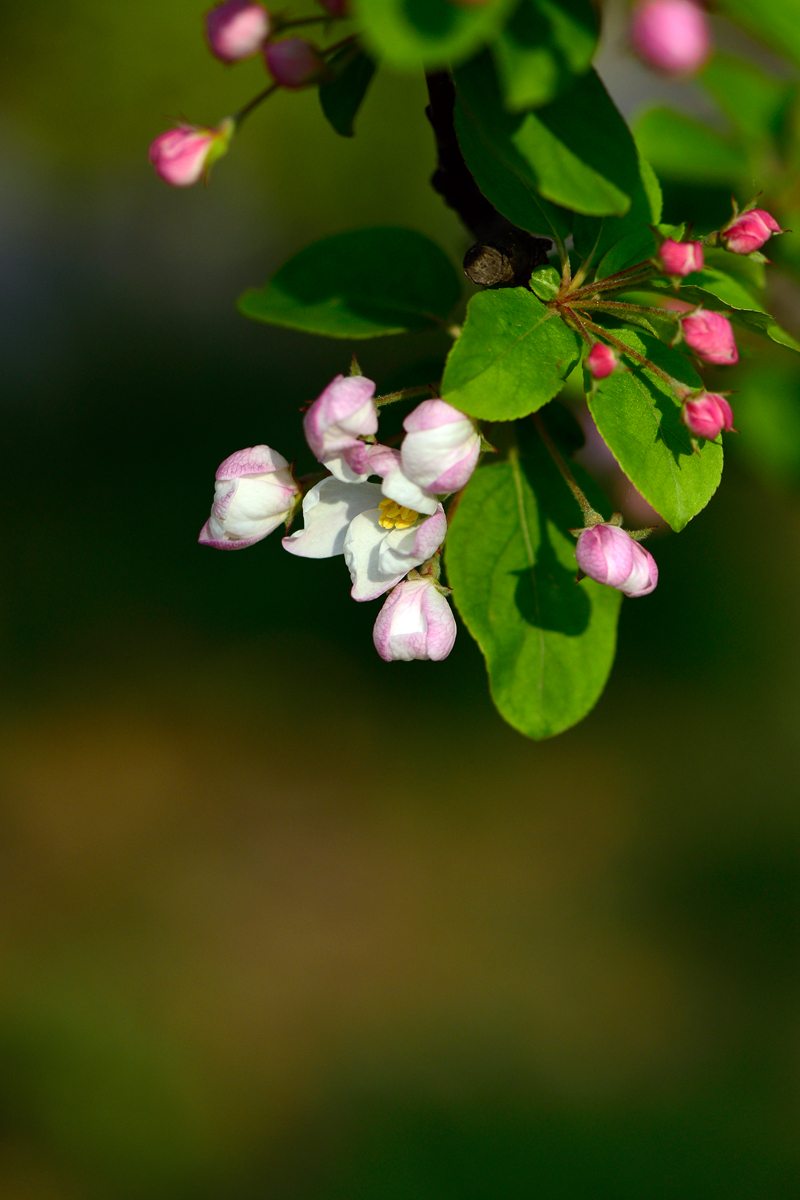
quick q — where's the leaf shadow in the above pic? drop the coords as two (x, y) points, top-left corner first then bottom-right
(641, 374), (697, 467)
(511, 514), (590, 637)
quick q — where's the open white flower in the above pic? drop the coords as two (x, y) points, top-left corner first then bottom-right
(282, 476), (447, 601)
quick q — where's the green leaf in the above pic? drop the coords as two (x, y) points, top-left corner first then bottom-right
(634, 108), (749, 183)
(441, 289), (582, 420)
(238, 228), (461, 339)
(445, 444), (622, 740)
(648, 267), (800, 353)
(319, 47), (377, 138)
(353, 0), (517, 70)
(490, 0), (597, 112)
(453, 56), (640, 239)
(587, 330), (722, 532)
(717, 0), (800, 72)
(529, 264), (561, 300)
(571, 156), (663, 265)
(700, 53), (796, 144)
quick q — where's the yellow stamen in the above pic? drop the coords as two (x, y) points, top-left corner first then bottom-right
(378, 497), (419, 530)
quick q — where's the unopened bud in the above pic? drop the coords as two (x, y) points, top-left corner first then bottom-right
(586, 342), (618, 380)
(657, 237), (704, 277)
(575, 524), (658, 598)
(148, 120), (233, 187)
(373, 576), (457, 662)
(721, 209), (783, 256)
(205, 0), (271, 63)
(681, 309), (738, 365)
(317, 0), (348, 13)
(264, 37), (327, 88)
(199, 445), (299, 549)
(630, 0), (711, 76)
(682, 392), (735, 439)
(400, 400), (480, 496)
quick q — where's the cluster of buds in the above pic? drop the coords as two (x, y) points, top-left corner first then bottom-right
(199, 373), (480, 661)
(578, 194), (786, 445)
(149, 0), (346, 187)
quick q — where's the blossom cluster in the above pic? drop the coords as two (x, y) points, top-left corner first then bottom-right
(199, 374), (479, 662)
(149, 0), (344, 187)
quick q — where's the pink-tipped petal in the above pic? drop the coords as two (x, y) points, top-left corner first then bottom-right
(576, 524), (658, 597)
(373, 578), (457, 662)
(623, 543), (659, 597)
(681, 309), (739, 365)
(205, 0), (271, 62)
(149, 128), (216, 188)
(400, 400), (480, 495)
(682, 392), (734, 439)
(722, 209), (783, 255)
(264, 37), (326, 88)
(630, 0), (712, 75)
(658, 238), (704, 277)
(199, 444), (298, 549)
(216, 444), (289, 479)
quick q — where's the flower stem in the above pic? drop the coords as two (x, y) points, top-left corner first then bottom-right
(233, 82), (279, 127)
(579, 316), (688, 394)
(573, 299), (681, 319)
(374, 383), (439, 408)
(532, 412), (600, 522)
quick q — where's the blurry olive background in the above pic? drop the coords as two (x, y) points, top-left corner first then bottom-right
(4, 2), (800, 1197)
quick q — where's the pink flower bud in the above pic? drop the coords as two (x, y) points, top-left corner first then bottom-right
(205, 0), (271, 63)
(630, 0), (712, 76)
(721, 209), (783, 256)
(373, 576), (457, 662)
(681, 309), (738, 365)
(317, 0), (348, 13)
(657, 238), (704, 277)
(586, 343), (618, 380)
(149, 121), (233, 187)
(304, 374), (378, 482)
(199, 445), (299, 549)
(400, 399), (480, 496)
(264, 38), (327, 88)
(682, 392), (734, 439)
(575, 524), (658, 598)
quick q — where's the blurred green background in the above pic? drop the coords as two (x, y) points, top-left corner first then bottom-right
(4, 2), (800, 1196)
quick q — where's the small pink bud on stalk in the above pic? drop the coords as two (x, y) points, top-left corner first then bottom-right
(681, 309), (738, 365)
(205, 0), (271, 62)
(265, 38), (327, 88)
(199, 445), (299, 549)
(586, 342), (618, 381)
(630, 0), (712, 75)
(657, 238), (704, 278)
(149, 119), (234, 187)
(575, 524), (658, 598)
(721, 209), (783, 256)
(682, 392), (735, 440)
(373, 574), (457, 662)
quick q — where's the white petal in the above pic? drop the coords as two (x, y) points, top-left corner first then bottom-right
(282, 478), (382, 559)
(380, 466), (439, 515)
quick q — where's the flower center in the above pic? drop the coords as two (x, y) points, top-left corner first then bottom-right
(378, 498), (419, 530)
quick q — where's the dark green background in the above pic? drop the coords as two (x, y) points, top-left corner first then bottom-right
(3, 2), (800, 1196)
